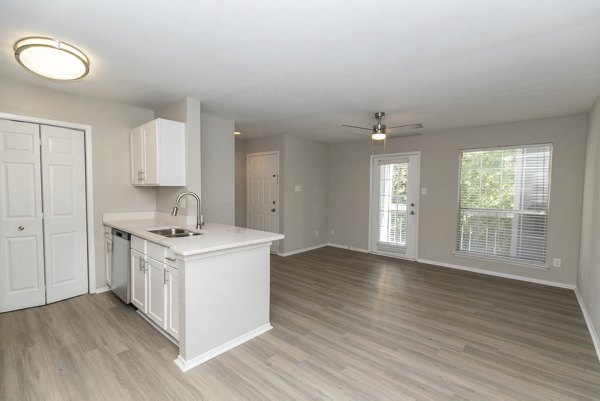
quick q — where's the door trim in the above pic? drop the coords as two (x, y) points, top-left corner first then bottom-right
(368, 151), (421, 261)
(246, 151), (280, 254)
(0, 112), (96, 294)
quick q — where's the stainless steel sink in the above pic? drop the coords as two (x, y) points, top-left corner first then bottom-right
(148, 228), (202, 238)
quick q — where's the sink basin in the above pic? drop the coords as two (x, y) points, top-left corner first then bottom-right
(148, 228), (202, 238)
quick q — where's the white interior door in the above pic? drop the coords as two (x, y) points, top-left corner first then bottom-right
(41, 125), (88, 304)
(0, 120), (46, 312)
(247, 152), (279, 253)
(370, 153), (420, 260)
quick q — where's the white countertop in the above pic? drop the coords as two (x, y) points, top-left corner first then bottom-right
(103, 216), (283, 256)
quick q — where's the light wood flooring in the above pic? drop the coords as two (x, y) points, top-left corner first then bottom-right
(1, 246), (599, 400)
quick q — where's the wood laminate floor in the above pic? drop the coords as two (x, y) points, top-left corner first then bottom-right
(1, 247), (599, 400)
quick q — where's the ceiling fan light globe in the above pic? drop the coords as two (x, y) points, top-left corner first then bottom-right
(372, 132), (386, 141)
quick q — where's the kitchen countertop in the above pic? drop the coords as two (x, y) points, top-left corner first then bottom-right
(103, 217), (283, 256)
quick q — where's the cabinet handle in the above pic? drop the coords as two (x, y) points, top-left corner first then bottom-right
(165, 257), (176, 262)
(164, 269), (168, 284)
(141, 171), (145, 180)
(139, 256), (145, 271)
(138, 170), (143, 181)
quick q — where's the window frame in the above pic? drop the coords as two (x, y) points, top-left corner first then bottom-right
(454, 143), (553, 268)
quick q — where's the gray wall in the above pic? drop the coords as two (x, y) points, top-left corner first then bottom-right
(155, 97), (202, 216)
(201, 113), (235, 225)
(328, 114), (588, 285)
(282, 135), (329, 254)
(0, 79), (156, 290)
(578, 96), (600, 344)
(235, 138), (246, 227)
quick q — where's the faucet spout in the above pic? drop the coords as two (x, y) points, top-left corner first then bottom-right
(172, 191), (204, 230)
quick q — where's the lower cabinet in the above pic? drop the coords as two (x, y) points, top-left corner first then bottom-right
(166, 266), (179, 339)
(104, 225), (112, 287)
(147, 257), (167, 329)
(131, 249), (147, 313)
(130, 237), (179, 341)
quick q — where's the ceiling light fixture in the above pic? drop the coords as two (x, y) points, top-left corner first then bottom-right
(14, 37), (90, 81)
(234, 131), (241, 135)
(371, 131), (386, 141)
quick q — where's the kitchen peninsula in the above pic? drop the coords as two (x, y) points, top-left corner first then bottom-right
(103, 212), (283, 372)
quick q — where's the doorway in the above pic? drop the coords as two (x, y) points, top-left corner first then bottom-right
(246, 151), (280, 253)
(370, 152), (420, 260)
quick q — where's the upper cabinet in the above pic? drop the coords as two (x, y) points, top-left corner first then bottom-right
(130, 118), (186, 186)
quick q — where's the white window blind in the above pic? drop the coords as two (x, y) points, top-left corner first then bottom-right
(456, 144), (552, 265)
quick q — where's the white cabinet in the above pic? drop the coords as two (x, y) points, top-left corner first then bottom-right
(130, 118), (185, 187)
(147, 257), (167, 329)
(166, 266), (180, 340)
(131, 249), (147, 313)
(104, 227), (112, 287)
(129, 235), (179, 340)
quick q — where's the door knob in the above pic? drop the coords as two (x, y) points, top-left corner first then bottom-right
(410, 211), (415, 215)
(271, 208), (276, 212)
(18, 226), (24, 231)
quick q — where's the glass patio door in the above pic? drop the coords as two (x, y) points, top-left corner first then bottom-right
(370, 153), (420, 259)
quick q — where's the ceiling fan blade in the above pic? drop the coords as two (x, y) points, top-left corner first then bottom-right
(341, 124), (372, 131)
(385, 132), (422, 138)
(386, 123), (424, 130)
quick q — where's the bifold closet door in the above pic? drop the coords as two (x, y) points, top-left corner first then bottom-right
(0, 120), (46, 313)
(41, 125), (88, 303)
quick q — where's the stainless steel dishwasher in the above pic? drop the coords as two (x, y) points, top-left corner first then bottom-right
(111, 229), (131, 303)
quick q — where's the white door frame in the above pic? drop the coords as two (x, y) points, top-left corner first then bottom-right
(368, 151), (421, 260)
(0, 112), (96, 294)
(246, 151), (280, 254)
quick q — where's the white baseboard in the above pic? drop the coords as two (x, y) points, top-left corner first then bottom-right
(416, 258), (576, 290)
(278, 243), (328, 257)
(326, 243), (369, 253)
(95, 286), (111, 294)
(574, 289), (600, 363)
(174, 323), (272, 372)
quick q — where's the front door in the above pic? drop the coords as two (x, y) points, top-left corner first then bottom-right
(247, 152), (279, 253)
(370, 153), (420, 260)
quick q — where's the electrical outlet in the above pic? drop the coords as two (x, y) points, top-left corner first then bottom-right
(552, 258), (562, 268)
(330, 229), (335, 235)
(295, 185), (302, 192)
(315, 230), (319, 237)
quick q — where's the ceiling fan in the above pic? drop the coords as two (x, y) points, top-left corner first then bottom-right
(342, 112), (423, 141)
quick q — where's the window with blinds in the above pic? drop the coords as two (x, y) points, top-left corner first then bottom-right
(456, 144), (552, 265)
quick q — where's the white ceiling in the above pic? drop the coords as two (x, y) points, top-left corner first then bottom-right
(1, 0), (600, 142)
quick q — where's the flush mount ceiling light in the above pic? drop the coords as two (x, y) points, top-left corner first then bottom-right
(14, 37), (90, 81)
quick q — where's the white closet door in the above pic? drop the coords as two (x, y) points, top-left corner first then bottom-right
(0, 120), (46, 313)
(41, 125), (88, 303)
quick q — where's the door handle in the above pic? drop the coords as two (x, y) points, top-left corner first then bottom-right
(18, 226), (24, 231)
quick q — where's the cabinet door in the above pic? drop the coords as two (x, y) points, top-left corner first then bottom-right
(105, 237), (112, 286)
(142, 121), (159, 185)
(131, 249), (147, 312)
(166, 266), (179, 340)
(147, 257), (167, 329)
(130, 126), (144, 185)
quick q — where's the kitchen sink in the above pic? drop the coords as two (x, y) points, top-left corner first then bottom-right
(148, 228), (202, 238)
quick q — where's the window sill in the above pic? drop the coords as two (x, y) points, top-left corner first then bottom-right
(452, 251), (549, 270)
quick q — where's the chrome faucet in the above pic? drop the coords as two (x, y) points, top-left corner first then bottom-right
(172, 191), (205, 230)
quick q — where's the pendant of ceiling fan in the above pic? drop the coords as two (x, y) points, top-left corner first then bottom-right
(342, 112), (423, 140)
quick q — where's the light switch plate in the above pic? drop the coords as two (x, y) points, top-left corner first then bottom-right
(421, 187), (427, 195)
(294, 185), (301, 192)
(552, 258), (561, 268)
